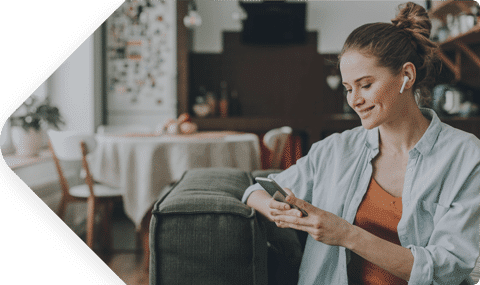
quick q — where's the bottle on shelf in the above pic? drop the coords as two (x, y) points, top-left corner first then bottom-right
(229, 90), (242, 116)
(469, 3), (479, 27)
(219, 81), (229, 118)
(206, 91), (217, 117)
(198, 85), (207, 98)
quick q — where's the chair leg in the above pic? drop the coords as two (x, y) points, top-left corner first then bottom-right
(141, 210), (153, 272)
(100, 200), (114, 255)
(142, 228), (149, 272)
(57, 196), (68, 221)
(136, 230), (143, 253)
(86, 196), (96, 249)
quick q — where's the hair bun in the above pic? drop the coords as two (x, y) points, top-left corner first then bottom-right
(391, 2), (431, 39)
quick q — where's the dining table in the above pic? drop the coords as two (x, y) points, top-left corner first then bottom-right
(89, 130), (262, 228)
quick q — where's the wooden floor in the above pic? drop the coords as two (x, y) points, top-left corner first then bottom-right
(90, 206), (150, 285)
(104, 252), (149, 285)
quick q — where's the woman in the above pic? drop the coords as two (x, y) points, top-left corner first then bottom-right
(242, 2), (480, 285)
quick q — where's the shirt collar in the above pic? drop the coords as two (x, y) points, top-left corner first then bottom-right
(365, 108), (442, 156)
(413, 108), (442, 156)
(366, 126), (379, 151)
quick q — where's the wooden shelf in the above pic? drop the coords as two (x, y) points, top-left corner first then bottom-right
(429, 0), (477, 22)
(429, 0), (480, 83)
(440, 24), (480, 50)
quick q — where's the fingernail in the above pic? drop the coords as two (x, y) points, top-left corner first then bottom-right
(297, 212), (301, 217)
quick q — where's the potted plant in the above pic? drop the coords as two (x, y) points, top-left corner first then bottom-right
(10, 95), (65, 156)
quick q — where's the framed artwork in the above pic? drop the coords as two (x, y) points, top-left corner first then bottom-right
(105, 0), (176, 113)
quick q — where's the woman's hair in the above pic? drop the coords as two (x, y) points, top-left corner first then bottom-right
(339, 2), (441, 105)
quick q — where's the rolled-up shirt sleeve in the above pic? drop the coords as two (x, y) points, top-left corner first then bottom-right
(407, 164), (480, 285)
(241, 139), (322, 204)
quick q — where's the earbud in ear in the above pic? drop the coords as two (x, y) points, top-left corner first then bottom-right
(400, 76), (409, 94)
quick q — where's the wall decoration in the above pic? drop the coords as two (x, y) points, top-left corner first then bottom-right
(105, 0), (176, 113)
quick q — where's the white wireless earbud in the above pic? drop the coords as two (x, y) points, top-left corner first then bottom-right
(400, 76), (409, 94)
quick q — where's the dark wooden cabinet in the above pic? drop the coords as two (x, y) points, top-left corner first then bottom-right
(186, 32), (344, 151)
(188, 32), (341, 119)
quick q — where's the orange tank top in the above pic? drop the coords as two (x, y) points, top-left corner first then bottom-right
(347, 178), (407, 285)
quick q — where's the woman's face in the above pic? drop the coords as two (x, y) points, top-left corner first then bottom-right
(339, 50), (408, 130)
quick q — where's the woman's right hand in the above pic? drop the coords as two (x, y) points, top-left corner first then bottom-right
(246, 188), (300, 222)
(267, 188), (304, 223)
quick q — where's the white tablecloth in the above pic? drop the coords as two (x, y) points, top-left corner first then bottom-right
(90, 131), (261, 228)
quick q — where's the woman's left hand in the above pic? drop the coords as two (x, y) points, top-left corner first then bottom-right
(274, 194), (354, 247)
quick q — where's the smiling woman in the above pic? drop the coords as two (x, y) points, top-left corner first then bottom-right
(242, 2), (480, 285)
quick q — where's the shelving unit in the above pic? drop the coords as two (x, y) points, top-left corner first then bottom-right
(429, 0), (477, 22)
(429, 0), (480, 82)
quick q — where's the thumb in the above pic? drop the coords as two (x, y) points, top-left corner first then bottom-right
(283, 187), (295, 197)
(285, 195), (314, 211)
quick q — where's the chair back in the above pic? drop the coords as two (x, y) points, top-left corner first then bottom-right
(97, 124), (151, 135)
(263, 126), (293, 169)
(48, 130), (97, 197)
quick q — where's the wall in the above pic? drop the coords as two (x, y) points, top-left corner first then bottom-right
(193, 1), (424, 54)
(49, 33), (96, 133)
(10, 29), (102, 229)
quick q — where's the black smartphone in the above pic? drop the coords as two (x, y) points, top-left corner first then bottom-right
(255, 177), (308, 217)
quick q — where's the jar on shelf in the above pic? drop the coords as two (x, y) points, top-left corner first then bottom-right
(458, 13), (476, 34)
(193, 96), (210, 118)
(446, 14), (461, 38)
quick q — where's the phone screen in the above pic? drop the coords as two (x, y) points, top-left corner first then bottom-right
(255, 177), (288, 197)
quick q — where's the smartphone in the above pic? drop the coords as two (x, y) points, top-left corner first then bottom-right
(255, 177), (308, 217)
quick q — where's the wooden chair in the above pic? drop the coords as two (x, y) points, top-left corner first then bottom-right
(263, 126), (293, 169)
(47, 130), (122, 253)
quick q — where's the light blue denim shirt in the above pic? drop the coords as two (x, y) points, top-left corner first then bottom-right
(242, 109), (480, 285)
